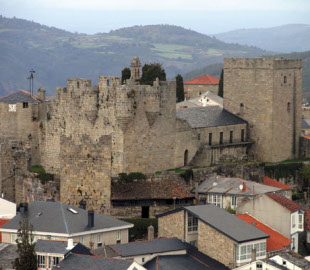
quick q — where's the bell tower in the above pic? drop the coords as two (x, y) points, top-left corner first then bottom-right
(130, 56), (142, 82)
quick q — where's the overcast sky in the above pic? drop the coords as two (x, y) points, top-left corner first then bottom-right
(1, 0), (309, 34)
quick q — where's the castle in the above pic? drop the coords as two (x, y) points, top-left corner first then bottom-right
(0, 57), (303, 214)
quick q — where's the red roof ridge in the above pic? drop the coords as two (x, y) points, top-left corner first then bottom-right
(263, 176), (293, 190)
(184, 74), (219, 85)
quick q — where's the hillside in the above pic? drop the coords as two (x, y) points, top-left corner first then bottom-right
(183, 50), (310, 95)
(214, 24), (310, 53)
(0, 16), (267, 95)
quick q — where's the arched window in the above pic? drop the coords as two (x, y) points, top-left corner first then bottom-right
(284, 76), (287, 83)
(240, 103), (244, 114)
(77, 81), (80, 88)
(287, 102), (291, 112)
(184, 150), (189, 166)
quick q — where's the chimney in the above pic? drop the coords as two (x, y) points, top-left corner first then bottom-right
(88, 210), (94, 227)
(79, 202), (86, 210)
(251, 249), (256, 262)
(20, 203), (28, 214)
(242, 183), (247, 192)
(148, 224), (154, 241)
(66, 238), (74, 250)
(37, 88), (46, 101)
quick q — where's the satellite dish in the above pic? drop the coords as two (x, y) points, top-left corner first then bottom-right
(239, 184), (244, 190)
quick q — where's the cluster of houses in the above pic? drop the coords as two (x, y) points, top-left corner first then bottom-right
(1, 173), (310, 270)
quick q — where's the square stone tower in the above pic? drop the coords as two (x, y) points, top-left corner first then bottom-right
(223, 58), (302, 162)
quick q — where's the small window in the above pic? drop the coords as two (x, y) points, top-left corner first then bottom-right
(287, 102), (291, 112)
(198, 134), (201, 140)
(209, 133), (212, 146)
(52, 257), (60, 266)
(142, 258), (145, 263)
(284, 76), (287, 83)
(116, 230), (121, 244)
(283, 260), (286, 265)
(241, 129), (245, 142)
(98, 233), (102, 246)
(11, 233), (17, 244)
(37, 255), (46, 268)
(219, 132), (223, 145)
(230, 131), (233, 143)
(107, 79), (110, 86)
(231, 196), (237, 206)
(77, 81), (80, 88)
(23, 102), (28, 108)
(240, 103), (244, 114)
(188, 214), (198, 232)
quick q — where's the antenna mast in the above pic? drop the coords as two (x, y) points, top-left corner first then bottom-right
(27, 69), (35, 96)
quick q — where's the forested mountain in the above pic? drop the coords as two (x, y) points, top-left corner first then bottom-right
(214, 24), (310, 53)
(0, 16), (267, 95)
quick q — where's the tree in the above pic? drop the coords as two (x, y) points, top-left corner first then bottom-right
(176, 74), (185, 102)
(121, 67), (131, 84)
(218, 69), (224, 98)
(13, 218), (37, 270)
(140, 63), (166, 86)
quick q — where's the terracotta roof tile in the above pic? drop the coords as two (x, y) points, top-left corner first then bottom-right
(236, 214), (291, 252)
(264, 177), (293, 190)
(111, 180), (194, 200)
(305, 209), (310, 230)
(266, 193), (301, 212)
(184, 74), (219, 85)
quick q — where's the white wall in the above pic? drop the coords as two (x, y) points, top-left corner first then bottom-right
(270, 255), (303, 270)
(0, 198), (16, 219)
(234, 260), (282, 270)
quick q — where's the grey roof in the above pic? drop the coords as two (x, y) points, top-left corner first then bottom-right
(271, 251), (310, 269)
(1, 201), (133, 235)
(52, 253), (133, 270)
(158, 205), (268, 243)
(302, 118), (310, 128)
(0, 243), (17, 270)
(144, 254), (229, 270)
(176, 106), (247, 128)
(109, 238), (188, 257)
(196, 176), (285, 196)
(0, 90), (40, 103)
(261, 259), (288, 270)
(177, 91), (223, 109)
(35, 240), (91, 256)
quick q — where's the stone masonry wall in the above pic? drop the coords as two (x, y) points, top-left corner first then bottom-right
(198, 220), (236, 268)
(60, 135), (112, 215)
(184, 84), (218, 99)
(224, 58), (302, 162)
(158, 210), (185, 241)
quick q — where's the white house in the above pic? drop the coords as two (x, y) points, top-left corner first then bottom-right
(0, 198), (16, 219)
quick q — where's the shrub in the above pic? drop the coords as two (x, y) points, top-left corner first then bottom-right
(118, 172), (147, 183)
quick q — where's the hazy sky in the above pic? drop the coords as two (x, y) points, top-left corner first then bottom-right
(1, 0), (309, 34)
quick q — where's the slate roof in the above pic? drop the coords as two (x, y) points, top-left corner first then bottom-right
(0, 90), (40, 103)
(302, 118), (310, 129)
(266, 193), (301, 213)
(271, 251), (310, 270)
(196, 176), (283, 197)
(112, 180), (194, 200)
(263, 177), (293, 190)
(158, 205), (269, 243)
(35, 240), (91, 256)
(236, 214), (291, 252)
(1, 201), (133, 235)
(52, 253), (134, 270)
(261, 259), (288, 270)
(109, 238), (188, 257)
(184, 74), (219, 85)
(144, 254), (228, 270)
(176, 106), (247, 128)
(177, 91), (223, 109)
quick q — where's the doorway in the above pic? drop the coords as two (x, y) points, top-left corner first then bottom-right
(184, 150), (189, 166)
(142, 206), (149, 218)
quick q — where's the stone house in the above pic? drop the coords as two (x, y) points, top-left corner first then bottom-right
(184, 74), (220, 99)
(111, 179), (194, 218)
(194, 175), (290, 210)
(236, 214), (291, 257)
(35, 239), (91, 270)
(237, 193), (304, 253)
(157, 204), (269, 268)
(0, 201), (133, 249)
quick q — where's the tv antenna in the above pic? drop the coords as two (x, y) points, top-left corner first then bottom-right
(27, 69), (35, 96)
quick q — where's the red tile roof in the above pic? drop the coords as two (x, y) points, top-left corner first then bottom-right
(0, 219), (10, 242)
(266, 193), (301, 212)
(236, 214), (291, 252)
(184, 74), (219, 85)
(305, 209), (310, 230)
(112, 180), (194, 200)
(264, 176), (293, 190)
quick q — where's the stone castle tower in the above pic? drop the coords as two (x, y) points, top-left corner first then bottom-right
(130, 56), (142, 81)
(223, 58), (302, 162)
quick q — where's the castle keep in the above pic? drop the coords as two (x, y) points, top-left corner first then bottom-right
(0, 57), (303, 214)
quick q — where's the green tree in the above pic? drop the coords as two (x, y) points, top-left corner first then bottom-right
(13, 218), (37, 270)
(121, 67), (131, 84)
(176, 74), (185, 102)
(140, 63), (166, 86)
(218, 69), (224, 98)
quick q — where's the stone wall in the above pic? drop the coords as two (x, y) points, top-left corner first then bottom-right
(158, 210), (185, 241)
(60, 135), (112, 214)
(300, 136), (310, 158)
(198, 220), (236, 268)
(184, 84), (218, 99)
(224, 58), (302, 162)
